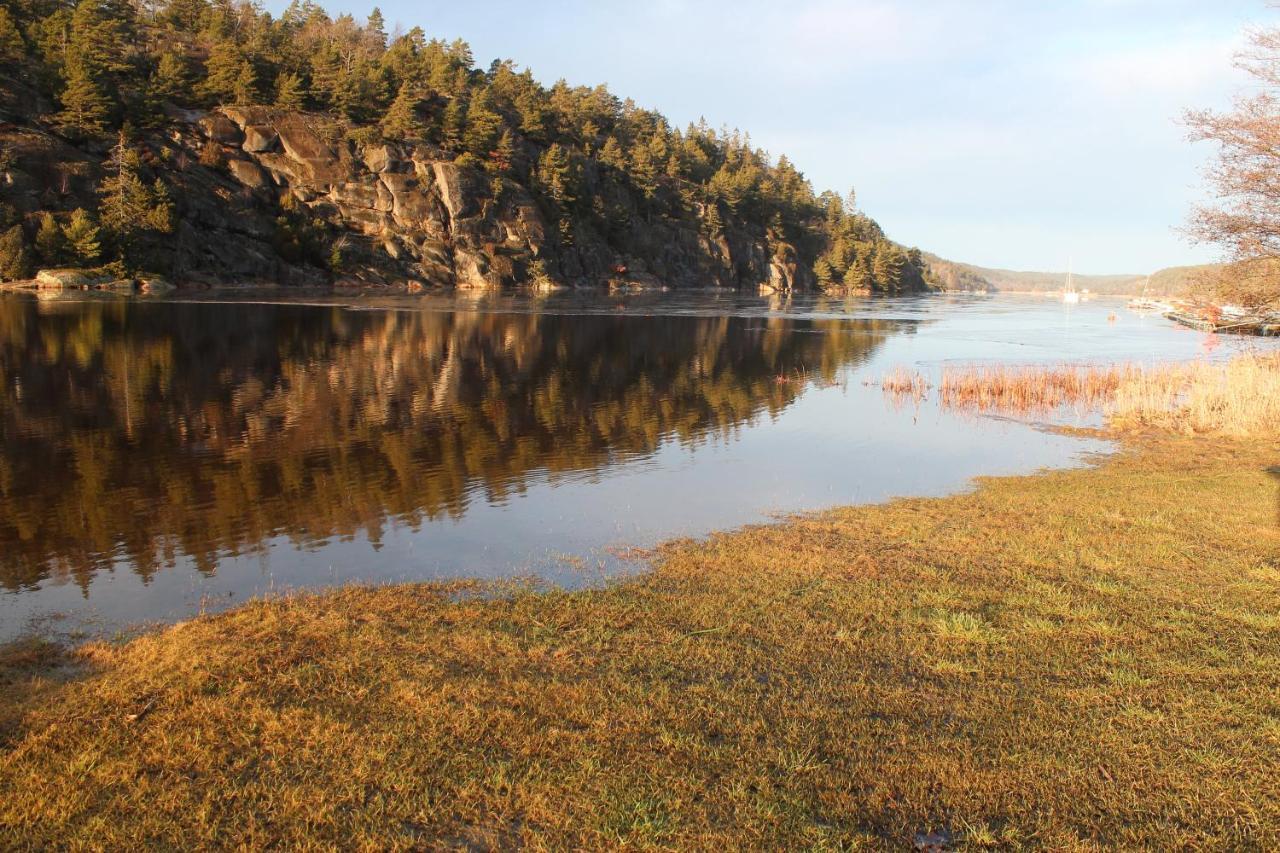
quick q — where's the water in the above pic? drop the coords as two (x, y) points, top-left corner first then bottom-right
(0, 292), (1264, 641)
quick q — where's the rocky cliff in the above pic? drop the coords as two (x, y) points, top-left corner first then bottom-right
(2, 106), (815, 291)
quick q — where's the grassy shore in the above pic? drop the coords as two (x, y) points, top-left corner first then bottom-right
(2, 431), (1279, 849)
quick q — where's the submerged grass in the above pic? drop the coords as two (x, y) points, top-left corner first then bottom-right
(2, 434), (1280, 849)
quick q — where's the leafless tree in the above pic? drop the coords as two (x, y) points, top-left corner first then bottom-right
(1186, 24), (1280, 311)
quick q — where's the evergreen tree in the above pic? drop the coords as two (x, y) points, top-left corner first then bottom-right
(57, 57), (111, 136)
(598, 136), (626, 170)
(0, 7), (24, 65)
(463, 94), (503, 159)
(365, 7), (386, 51)
(99, 132), (175, 268)
(274, 72), (307, 111)
(536, 143), (575, 207)
(872, 243), (904, 290)
(488, 129), (516, 175)
(151, 51), (190, 104)
(35, 212), (66, 264)
(63, 208), (101, 264)
(703, 201), (723, 237)
(233, 61), (258, 104)
(842, 257), (871, 291)
(380, 83), (422, 140)
(200, 42), (251, 105)
(0, 224), (32, 281)
(814, 254), (836, 287)
(629, 140), (659, 200)
(441, 97), (466, 151)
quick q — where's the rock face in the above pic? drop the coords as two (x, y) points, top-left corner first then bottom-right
(3, 106), (818, 291)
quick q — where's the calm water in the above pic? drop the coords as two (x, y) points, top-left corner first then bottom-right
(0, 292), (1263, 641)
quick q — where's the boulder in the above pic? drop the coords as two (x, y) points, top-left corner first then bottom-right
(331, 181), (380, 210)
(35, 268), (109, 290)
(242, 125), (279, 153)
(362, 144), (405, 174)
(226, 158), (267, 189)
(99, 279), (137, 292)
(140, 277), (176, 295)
(453, 248), (494, 289)
(274, 114), (347, 185)
(380, 173), (426, 225)
(197, 114), (243, 146)
(431, 161), (481, 221)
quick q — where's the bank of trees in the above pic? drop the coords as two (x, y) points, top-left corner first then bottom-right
(0, 0), (927, 289)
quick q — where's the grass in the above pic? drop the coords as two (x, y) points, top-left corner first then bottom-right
(2, 432), (1280, 849)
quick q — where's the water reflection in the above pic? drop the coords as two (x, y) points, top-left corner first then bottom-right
(0, 298), (902, 598)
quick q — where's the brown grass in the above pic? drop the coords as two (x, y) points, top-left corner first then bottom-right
(3, 436), (1280, 848)
(875, 353), (1280, 436)
(1109, 353), (1280, 436)
(940, 363), (1142, 414)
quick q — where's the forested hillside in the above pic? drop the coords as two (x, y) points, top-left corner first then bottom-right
(923, 253), (1212, 297)
(0, 0), (931, 291)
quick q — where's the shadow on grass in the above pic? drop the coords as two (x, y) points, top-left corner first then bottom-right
(0, 639), (96, 749)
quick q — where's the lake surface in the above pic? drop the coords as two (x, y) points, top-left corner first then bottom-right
(0, 292), (1265, 641)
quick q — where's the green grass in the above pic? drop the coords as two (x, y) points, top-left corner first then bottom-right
(2, 435), (1279, 849)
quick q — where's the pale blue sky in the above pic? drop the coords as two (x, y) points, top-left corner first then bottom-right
(275, 0), (1266, 274)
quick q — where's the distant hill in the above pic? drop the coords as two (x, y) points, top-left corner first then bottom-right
(924, 254), (1219, 297)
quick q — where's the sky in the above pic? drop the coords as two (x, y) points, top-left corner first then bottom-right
(272, 0), (1267, 274)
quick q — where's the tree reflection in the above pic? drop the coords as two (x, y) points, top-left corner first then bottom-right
(0, 298), (903, 594)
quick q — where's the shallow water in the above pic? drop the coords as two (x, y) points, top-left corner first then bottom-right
(0, 292), (1267, 640)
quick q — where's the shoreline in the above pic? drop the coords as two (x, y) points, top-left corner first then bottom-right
(3, 432), (1278, 847)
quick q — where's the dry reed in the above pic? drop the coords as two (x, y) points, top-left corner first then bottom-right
(1109, 353), (1280, 436)
(939, 363), (1142, 415)
(874, 353), (1280, 436)
(872, 367), (931, 405)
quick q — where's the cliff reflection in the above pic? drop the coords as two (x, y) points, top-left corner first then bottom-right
(0, 298), (902, 594)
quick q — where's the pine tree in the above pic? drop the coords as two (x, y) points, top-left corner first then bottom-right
(274, 72), (307, 111)
(842, 256), (871, 291)
(200, 41), (250, 105)
(537, 143), (576, 207)
(629, 140), (659, 200)
(488, 129), (516, 175)
(703, 201), (723, 237)
(814, 254), (836, 287)
(380, 83), (422, 140)
(63, 208), (101, 264)
(233, 61), (258, 104)
(100, 132), (175, 268)
(366, 7), (386, 51)
(463, 97), (503, 159)
(0, 224), (32, 281)
(598, 136), (626, 170)
(0, 6), (24, 65)
(871, 242), (904, 291)
(57, 58), (111, 136)
(35, 212), (66, 264)
(441, 97), (467, 151)
(151, 51), (190, 104)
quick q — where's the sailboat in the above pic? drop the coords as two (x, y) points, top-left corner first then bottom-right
(1128, 276), (1169, 312)
(1061, 260), (1080, 304)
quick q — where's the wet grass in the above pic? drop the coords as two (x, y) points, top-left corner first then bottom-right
(2, 434), (1279, 849)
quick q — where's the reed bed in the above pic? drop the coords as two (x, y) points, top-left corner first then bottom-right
(872, 366), (930, 404)
(872, 353), (1280, 436)
(940, 363), (1143, 415)
(1109, 353), (1280, 436)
